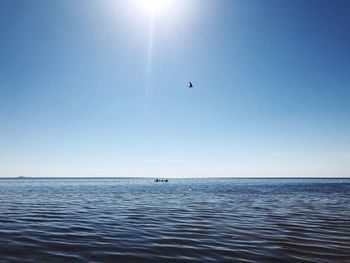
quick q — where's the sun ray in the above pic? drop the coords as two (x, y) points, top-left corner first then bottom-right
(146, 10), (155, 84)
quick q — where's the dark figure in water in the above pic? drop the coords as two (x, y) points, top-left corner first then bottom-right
(188, 81), (193, 88)
(155, 178), (168, 182)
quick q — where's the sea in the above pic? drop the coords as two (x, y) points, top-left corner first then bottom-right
(0, 178), (349, 263)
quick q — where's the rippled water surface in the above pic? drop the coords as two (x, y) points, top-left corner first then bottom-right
(0, 178), (350, 263)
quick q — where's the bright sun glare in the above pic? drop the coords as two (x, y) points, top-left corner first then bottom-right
(138, 0), (173, 14)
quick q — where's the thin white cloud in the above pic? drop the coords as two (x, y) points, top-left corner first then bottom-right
(143, 159), (193, 162)
(272, 152), (287, 157)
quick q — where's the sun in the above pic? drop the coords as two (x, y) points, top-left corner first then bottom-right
(137, 0), (173, 14)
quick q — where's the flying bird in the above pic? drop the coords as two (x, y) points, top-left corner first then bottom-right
(188, 81), (193, 88)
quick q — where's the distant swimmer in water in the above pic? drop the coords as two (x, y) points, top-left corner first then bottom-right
(155, 178), (169, 183)
(188, 81), (193, 88)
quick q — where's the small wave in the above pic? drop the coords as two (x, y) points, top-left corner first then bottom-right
(0, 178), (349, 263)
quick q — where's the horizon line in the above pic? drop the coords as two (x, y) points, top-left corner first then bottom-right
(1, 176), (349, 179)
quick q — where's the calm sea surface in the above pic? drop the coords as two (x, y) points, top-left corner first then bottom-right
(0, 178), (349, 263)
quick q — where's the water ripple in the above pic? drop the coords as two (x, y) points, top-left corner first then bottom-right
(0, 178), (350, 263)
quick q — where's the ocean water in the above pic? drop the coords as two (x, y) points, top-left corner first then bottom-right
(0, 178), (349, 263)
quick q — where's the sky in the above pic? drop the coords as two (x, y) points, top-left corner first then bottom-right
(0, 0), (350, 177)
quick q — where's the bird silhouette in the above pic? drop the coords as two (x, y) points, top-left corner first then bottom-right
(188, 81), (193, 88)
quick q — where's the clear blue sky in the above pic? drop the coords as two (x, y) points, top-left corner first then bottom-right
(1, 0), (349, 177)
